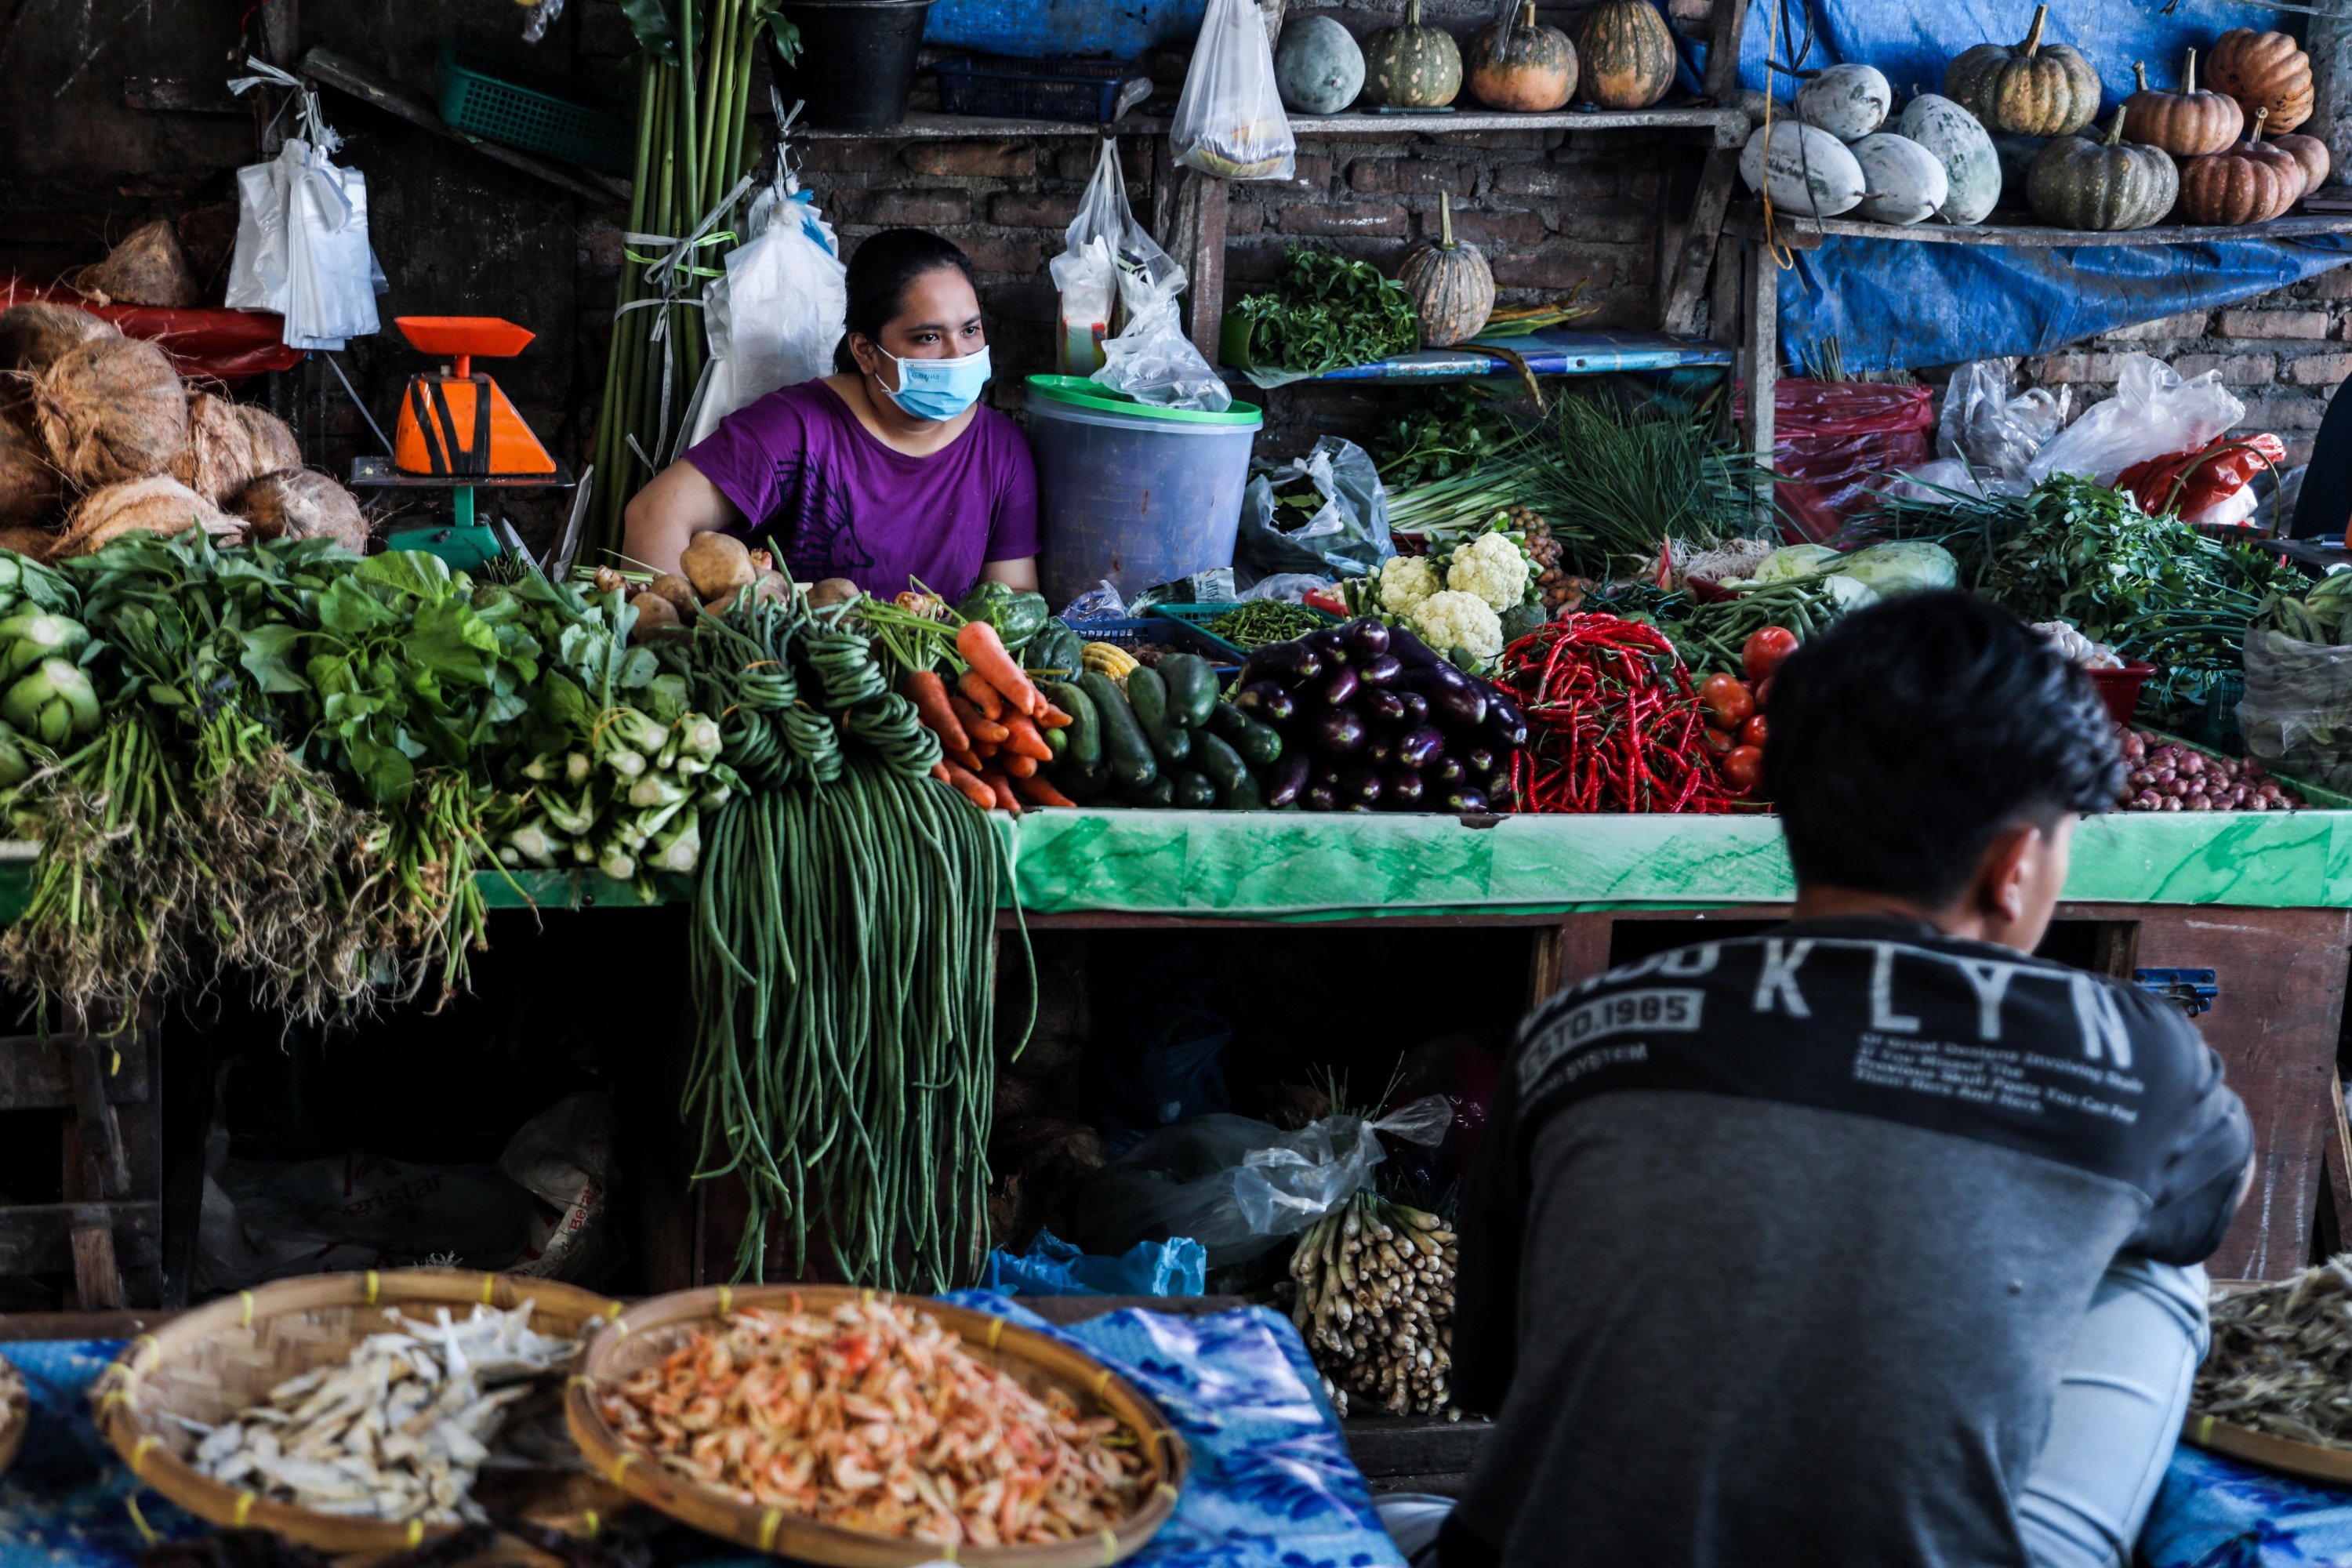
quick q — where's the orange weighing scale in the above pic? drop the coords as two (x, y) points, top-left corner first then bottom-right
(348, 316), (575, 572)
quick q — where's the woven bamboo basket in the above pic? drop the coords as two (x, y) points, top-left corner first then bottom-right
(566, 1284), (1188, 1567)
(90, 1268), (623, 1552)
(2183, 1410), (2352, 1484)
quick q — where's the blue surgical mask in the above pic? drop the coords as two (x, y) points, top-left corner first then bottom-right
(873, 344), (991, 422)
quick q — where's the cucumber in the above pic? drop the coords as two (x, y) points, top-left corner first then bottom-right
(1192, 732), (1263, 808)
(1209, 700), (1284, 768)
(1042, 679), (1100, 770)
(1054, 753), (1109, 799)
(1121, 773), (1177, 808)
(1126, 666), (1190, 763)
(1078, 670), (1156, 789)
(1158, 652), (1218, 730)
(1167, 768), (1217, 810)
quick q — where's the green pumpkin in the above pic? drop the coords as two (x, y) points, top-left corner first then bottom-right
(1573, 0), (1678, 111)
(1363, 0), (1463, 108)
(1944, 3), (2102, 136)
(1396, 193), (1496, 347)
(2026, 106), (2180, 230)
(1276, 15), (1366, 115)
(1465, 0), (1577, 112)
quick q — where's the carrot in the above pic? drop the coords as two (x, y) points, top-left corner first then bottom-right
(1013, 772), (1077, 808)
(970, 739), (999, 762)
(956, 619), (1045, 718)
(956, 669), (1005, 722)
(1000, 751), (1039, 779)
(904, 671), (969, 752)
(981, 769), (1022, 815)
(947, 746), (986, 775)
(1001, 713), (1054, 763)
(949, 694), (1010, 746)
(936, 760), (996, 811)
(1035, 700), (1074, 730)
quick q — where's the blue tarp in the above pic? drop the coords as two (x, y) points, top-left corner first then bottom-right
(924, 0), (1207, 58)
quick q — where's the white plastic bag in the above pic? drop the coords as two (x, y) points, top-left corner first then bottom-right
(1094, 297), (1232, 411)
(1939, 358), (2068, 482)
(2029, 354), (2243, 488)
(500, 1091), (619, 1282)
(688, 100), (847, 445)
(1051, 237), (1118, 376)
(1171, 0), (1297, 181)
(1055, 138), (1181, 374)
(224, 60), (386, 350)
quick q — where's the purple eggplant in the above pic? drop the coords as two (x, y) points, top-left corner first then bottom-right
(1363, 734), (1395, 769)
(1319, 664), (1361, 708)
(1309, 707), (1367, 755)
(1338, 764), (1384, 805)
(1345, 618), (1392, 659)
(1302, 783), (1340, 812)
(1483, 689), (1530, 750)
(1242, 641), (1321, 688)
(1265, 751), (1310, 808)
(1357, 653), (1403, 689)
(1360, 688), (1408, 729)
(1486, 768), (1514, 799)
(1308, 627), (1351, 666)
(1446, 786), (1490, 815)
(1399, 664), (1487, 731)
(1384, 769), (1427, 809)
(1395, 725), (1446, 771)
(1463, 744), (1497, 778)
(1314, 764), (1341, 790)
(1486, 776), (1517, 811)
(1428, 754), (1465, 788)
(1387, 624), (1446, 671)
(1397, 691), (1430, 728)
(1235, 681), (1298, 725)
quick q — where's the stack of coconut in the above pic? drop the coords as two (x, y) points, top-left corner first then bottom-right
(0, 301), (369, 561)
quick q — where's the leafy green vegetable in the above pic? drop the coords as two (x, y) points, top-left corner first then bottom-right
(1370, 387), (1526, 491)
(1232, 249), (1418, 375)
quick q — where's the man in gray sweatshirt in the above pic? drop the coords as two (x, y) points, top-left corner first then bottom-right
(1431, 592), (2250, 1568)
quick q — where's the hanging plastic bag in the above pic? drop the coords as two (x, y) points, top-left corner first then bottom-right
(1238, 437), (1395, 579)
(2241, 625), (2352, 793)
(1171, 0), (1297, 181)
(1073, 1096), (1453, 1266)
(1938, 358), (2069, 482)
(224, 60), (385, 350)
(1093, 297), (1232, 411)
(688, 99), (848, 445)
(1055, 137), (1182, 373)
(2028, 354), (2242, 488)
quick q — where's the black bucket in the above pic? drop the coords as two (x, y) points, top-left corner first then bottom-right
(773, 0), (934, 130)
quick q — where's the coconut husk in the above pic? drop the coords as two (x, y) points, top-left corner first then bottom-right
(54, 475), (232, 558)
(238, 404), (300, 472)
(172, 394), (301, 504)
(228, 466), (368, 554)
(34, 336), (187, 490)
(0, 525), (57, 563)
(0, 302), (115, 419)
(0, 412), (61, 532)
(74, 220), (199, 309)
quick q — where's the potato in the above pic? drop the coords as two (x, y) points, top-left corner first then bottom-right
(627, 590), (681, 644)
(681, 532), (755, 600)
(808, 576), (860, 608)
(649, 572), (700, 618)
(753, 571), (793, 604)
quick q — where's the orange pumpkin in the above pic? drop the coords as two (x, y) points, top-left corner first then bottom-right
(2178, 108), (2303, 225)
(2206, 28), (2314, 133)
(2274, 131), (2332, 195)
(2122, 50), (2241, 157)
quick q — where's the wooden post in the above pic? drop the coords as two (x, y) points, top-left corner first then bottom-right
(1744, 238), (1777, 485)
(1170, 172), (1230, 367)
(1658, 0), (1752, 332)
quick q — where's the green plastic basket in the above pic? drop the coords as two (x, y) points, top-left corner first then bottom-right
(436, 42), (630, 173)
(1149, 603), (1341, 660)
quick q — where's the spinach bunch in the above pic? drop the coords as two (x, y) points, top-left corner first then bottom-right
(1233, 249), (1418, 375)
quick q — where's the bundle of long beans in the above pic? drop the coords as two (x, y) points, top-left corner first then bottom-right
(584, 0), (781, 562)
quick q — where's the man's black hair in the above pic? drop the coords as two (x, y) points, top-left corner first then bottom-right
(833, 228), (978, 374)
(1764, 590), (2122, 908)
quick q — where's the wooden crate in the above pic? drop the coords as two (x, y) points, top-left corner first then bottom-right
(0, 1003), (164, 1308)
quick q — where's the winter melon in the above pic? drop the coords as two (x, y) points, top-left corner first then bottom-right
(1738, 121), (1867, 217)
(1893, 93), (2002, 223)
(1795, 63), (1891, 141)
(1276, 16), (1366, 115)
(1850, 132), (1949, 223)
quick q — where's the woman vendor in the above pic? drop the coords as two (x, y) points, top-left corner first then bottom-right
(623, 227), (1039, 599)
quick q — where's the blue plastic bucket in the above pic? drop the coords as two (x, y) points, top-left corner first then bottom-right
(1023, 375), (1261, 610)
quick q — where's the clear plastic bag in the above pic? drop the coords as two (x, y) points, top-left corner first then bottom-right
(1073, 1096), (1451, 1267)
(1060, 579), (1129, 622)
(1051, 236), (1118, 376)
(2028, 354), (2242, 488)
(1171, 0), (1297, 182)
(2240, 626), (2352, 792)
(225, 61), (384, 350)
(1094, 297), (1232, 412)
(1939, 358), (2069, 482)
(1240, 572), (1337, 603)
(1238, 437), (1395, 579)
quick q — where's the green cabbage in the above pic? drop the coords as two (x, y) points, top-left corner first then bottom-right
(1833, 542), (1959, 598)
(1748, 544), (1842, 583)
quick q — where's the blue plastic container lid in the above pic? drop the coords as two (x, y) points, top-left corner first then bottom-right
(1025, 374), (1261, 427)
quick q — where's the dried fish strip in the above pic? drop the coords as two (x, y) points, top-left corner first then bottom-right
(187, 1301), (576, 1524)
(2194, 1257), (2352, 1449)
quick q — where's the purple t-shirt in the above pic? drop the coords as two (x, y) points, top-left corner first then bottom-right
(681, 379), (1038, 600)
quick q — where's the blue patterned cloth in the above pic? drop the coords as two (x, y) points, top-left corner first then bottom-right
(2143, 1446), (2352, 1568)
(0, 1301), (1400, 1568)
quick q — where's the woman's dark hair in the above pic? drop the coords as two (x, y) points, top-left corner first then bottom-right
(1764, 590), (2123, 908)
(833, 228), (979, 374)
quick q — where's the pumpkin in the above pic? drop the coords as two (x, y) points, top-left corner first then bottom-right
(1851, 132), (1950, 224)
(1990, 132), (2048, 205)
(2177, 107), (2304, 225)
(1738, 120), (1868, 217)
(1465, 0), (1576, 112)
(1362, 0), (1462, 109)
(2206, 29), (2314, 134)
(1795, 63), (1891, 142)
(1573, 0), (1677, 111)
(1944, 4), (2102, 137)
(1398, 193), (1496, 347)
(2026, 107), (2180, 230)
(2275, 130), (2332, 196)
(1894, 93), (2003, 223)
(2122, 51), (2241, 157)
(1276, 16), (1366, 114)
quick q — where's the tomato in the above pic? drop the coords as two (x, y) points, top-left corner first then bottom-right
(1720, 744), (1766, 792)
(1698, 672), (1755, 731)
(1700, 724), (1736, 756)
(1753, 675), (1773, 713)
(1742, 626), (1799, 684)
(1739, 714), (1769, 749)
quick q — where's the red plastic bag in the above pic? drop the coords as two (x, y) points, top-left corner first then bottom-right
(1767, 379), (1936, 542)
(0, 277), (303, 386)
(2114, 433), (2285, 521)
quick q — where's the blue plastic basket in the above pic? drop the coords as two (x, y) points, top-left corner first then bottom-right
(935, 54), (1143, 122)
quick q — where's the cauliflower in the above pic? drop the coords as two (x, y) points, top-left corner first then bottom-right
(1410, 590), (1504, 669)
(1377, 555), (1443, 616)
(1446, 531), (1532, 612)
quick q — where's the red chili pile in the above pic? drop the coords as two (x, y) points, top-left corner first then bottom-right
(1500, 615), (1747, 814)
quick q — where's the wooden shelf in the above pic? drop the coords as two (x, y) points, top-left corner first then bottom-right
(1229, 328), (1732, 387)
(799, 111), (1167, 140)
(1290, 105), (1749, 148)
(1726, 201), (2352, 249)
